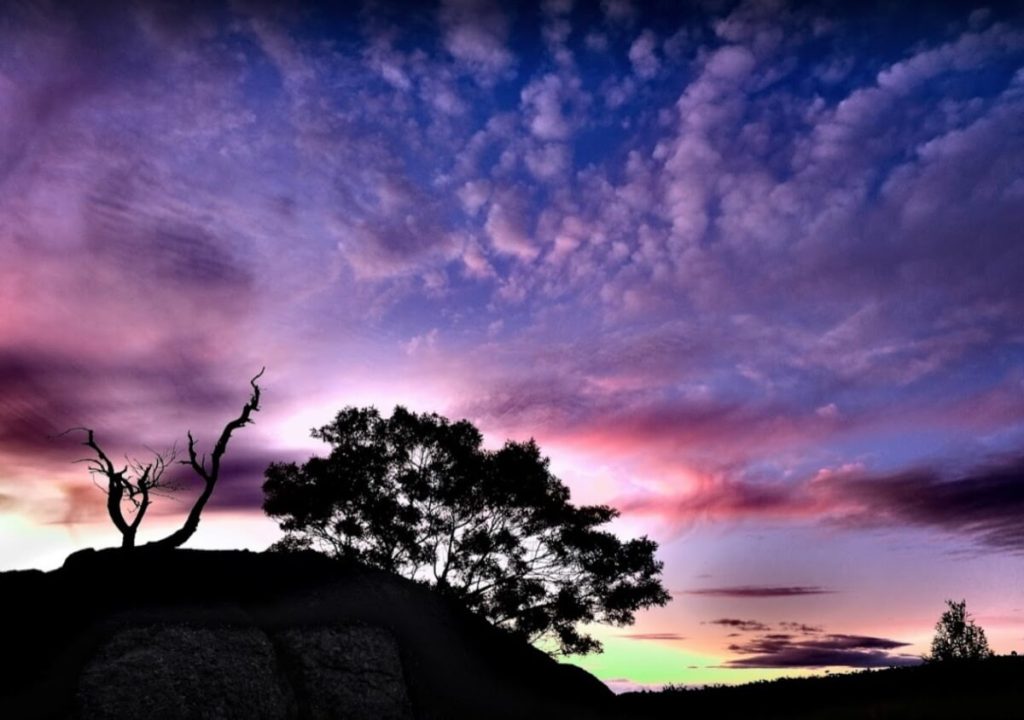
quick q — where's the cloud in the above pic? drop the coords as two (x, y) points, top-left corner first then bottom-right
(485, 191), (539, 260)
(684, 586), (835, 598)
(523, 141), (570, 182)
(624, 452), (1024, 554)
(334, 212), (460, 280)
(704, 44), (756, 81)
(0, 350), (243, 458)
(404, 329), (440, 356)
(200, 445), (302, 514)
(875, 22), (1024, 94)
(621, 471), (819, 524)
(601, 0), (635, 27)
(520, 72), (586, 143)
(617, 632), (686, 641)
(457, 179), (492, 215)
(824, 455), (1024, 553)
(439, 0), (515, 84)
(628, 30), (660, 79)
(779, 621), (823, 634)
(707, 618), (770, 632)
(725, 632), (919, 669)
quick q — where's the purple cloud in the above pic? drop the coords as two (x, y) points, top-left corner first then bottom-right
(725, 632), (919, 669)
(779, 621), (824, 634)
(439, 0), (515, 84)
(683, 586), (835, 598)
(625, 452), (1024, 552)
(825, 455), (1024, 553)
(707, 619), (771, 632)
(617, 632), (686, 641)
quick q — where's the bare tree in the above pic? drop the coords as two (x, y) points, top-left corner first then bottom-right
(71, 369), (264, 550)
(74, 431), (178, 548)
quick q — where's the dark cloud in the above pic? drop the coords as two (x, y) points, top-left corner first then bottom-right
(826, 455), (1024, 553)
(617, 632), (686, 641)
(683, 586), (835, 598)
(88, 214), (252, 291)
(0, 2), (134, 184)
(779, 621), (824, 634)
(725, 647), (920, 669)
(0, 347), (268, 523)
(628, 453), (1024, 554)
(78, 163), (256, 299)
(0, 352), (96, 455)
(725, 632), (919, 669)
(202, 444), (306, 513)
(707, 618), (770, 632)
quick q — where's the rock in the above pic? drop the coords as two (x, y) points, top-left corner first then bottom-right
(2, 551), (616, 719)
(77, 624), (291, 720)
(76, 623), (413, 720)
(275, 626), (413, 720)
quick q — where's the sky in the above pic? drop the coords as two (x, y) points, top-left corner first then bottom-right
(1, 0), (1024, 691)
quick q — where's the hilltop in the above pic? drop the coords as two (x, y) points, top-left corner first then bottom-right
(0, 548), (613, 720)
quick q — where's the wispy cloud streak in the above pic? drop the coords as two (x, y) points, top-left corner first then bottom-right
(684, 587), (835, 599)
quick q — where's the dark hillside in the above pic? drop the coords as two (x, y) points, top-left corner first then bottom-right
(0, 548), (613, 720)
(619, 656), (1024, 720)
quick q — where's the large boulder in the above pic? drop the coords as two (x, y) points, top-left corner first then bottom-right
(274, 625), (412, 720)
(76, 622), (413, 720)
(78, 624), (292, 720)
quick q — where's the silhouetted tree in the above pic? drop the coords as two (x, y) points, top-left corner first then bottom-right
(929, 599), (992, 661)
(74, 430), (178, 549)
(262, 405), (670, 655)
(74, 370), (263, 550)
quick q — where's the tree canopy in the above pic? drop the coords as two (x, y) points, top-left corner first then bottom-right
(262, 405), (670, 655)
(929, 599), (992, 662)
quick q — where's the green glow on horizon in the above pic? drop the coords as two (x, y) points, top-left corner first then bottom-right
(560, 631), (821, 689)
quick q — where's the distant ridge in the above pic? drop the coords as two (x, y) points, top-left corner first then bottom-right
(619, 656), (1024, 719)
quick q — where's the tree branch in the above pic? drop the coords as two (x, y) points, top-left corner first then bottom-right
(145, 368), (264, 550)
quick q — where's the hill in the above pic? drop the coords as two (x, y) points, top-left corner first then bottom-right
(0, 548), (614, 720)
(5, 547), (1022, 719)
(619, 656), (1024, 719)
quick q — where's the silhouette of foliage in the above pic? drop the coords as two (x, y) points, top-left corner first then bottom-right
(262, 405), (670, 655)
(71, 370), (264, 549)
(929, 599), (992, 662)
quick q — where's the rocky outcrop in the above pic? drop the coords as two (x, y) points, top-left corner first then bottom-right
(78, 625), (291, 720)
(275, 626), (412, 720)
(77, 623), (412, 720)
